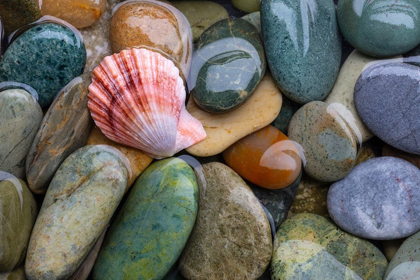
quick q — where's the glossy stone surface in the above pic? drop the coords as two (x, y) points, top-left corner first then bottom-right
(0, 175), (37, 272)
(383, 144), (420, 169)
(355, 63), (420, 155)
(288, 101), (357, 182)
(94, 158), (198, 280)
(261, 0), (341, 104)
(0, 266), (26, 280)
(0, 89), (43, 179)
(271, 96), (300, 135)
(272, 214), (388, 279)
(26, 145), (128, 280)
(328, 157), (420, 240)
(26, 73), (93, 194)
(179, 162), (272, 279)
(186, 73), (282, 157)
(0, 23), (86, 108)
(223, 125), (302, 189)
(40, 0), (107, 28)
(337, 0), (420, 57)
(232, 0), (260, 12)
(172, 1), (228, 41)
(190, 18), (265, 113)
(241, 12), (261, 33)
(0, 0), (41, 35)
(110, 0), (192, 80)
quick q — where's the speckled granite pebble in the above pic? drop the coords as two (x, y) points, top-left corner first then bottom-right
(0, 0), (41, 35)
(328, 157), (420, 240)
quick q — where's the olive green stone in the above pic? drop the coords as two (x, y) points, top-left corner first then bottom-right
(272, 214), (388, 280)
(93, 158), (198, 280)
(241, 12), (261, 34)
(172, 1), (228, 42)
(0, 0), (41, 35)
(190, 18), (266, 113)
(25, 145), (128, 280)
(0, 174), (37, 272)
(232, 0), (261, 13)
(0, 266), (26, 280)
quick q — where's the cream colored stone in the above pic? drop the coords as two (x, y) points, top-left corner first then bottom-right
(186, 73), (282, 157)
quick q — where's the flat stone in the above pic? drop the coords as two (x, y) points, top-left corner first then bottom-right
(232, 0), (260, 13)
(186, 73), (282, 157)
(272, 214), (388, 279)
(0, 89), (43, 179)
(0, 265), (26, 280)
(271, 96), (300, 134)
(383, 143), (420, 169)
(0, 23), (86, 108)
(355, 62), (420, 155)
(0, 0), (41, 35)
(179, 162), (272, 279)
(261, 0), (341, 104)
(189, 18), (266, 113)
(26, 73), (94, 194)
(288, 101), (357, 182)
(93, 158), (198, 280)
(25, 145), (128, 280)
(338, 0), (420, 57)
(328, 157), (420, 240)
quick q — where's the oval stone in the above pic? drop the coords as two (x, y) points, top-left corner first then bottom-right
(0, 0), (41, 35)
(179, 162), (272, 279)
(328, 157), (420, 240)
(232, 0), (261, 13)
(25, 145), (128, 280)
(0, 173), (37, 272)
(272, 214), (387, 279)
(355, 62), (420, 155)
(288, 101), (357, 182)
(261, 0), (341, 104)
(337, 0), (420, 57)
(0, 23), (86, 108)
(26, 73), (94, 194)
(93, 158), (198, 280)
(0, 89), (43, 179)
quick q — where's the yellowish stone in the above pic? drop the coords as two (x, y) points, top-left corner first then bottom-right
(355, 145), (375, 165)
(383, 239), (404, 261)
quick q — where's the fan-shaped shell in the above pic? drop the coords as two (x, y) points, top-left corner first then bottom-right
(87, 48), (206, 159)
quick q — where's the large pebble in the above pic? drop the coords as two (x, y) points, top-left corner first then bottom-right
(93, 158), (198, 280)
(180, 162), (272, 279)
(0, 89), (43, 179)
(25, 145), (128, 280)
(328, 157), (420, 240)
(0, 0), (41, 35)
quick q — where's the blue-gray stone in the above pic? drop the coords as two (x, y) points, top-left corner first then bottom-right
(328, 157), (420, 240)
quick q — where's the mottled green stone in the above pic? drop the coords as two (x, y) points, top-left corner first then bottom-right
(271, 96), (300, 134)
(0, 265), (27, 280)
(272, 214), (388, 280)
(241, 12), (261, 34)
(93, 158), (198, 280)
(0, 0), (41, 35)
(232, 0), (261, 13)
(190, 18), (266, 113)
(0, 23), (86, 108)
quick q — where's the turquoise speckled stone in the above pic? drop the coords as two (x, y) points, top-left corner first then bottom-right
(189, 18), (266, 113)
(93, 158), (198, 280)
(0, 23), (86, 108)
(338, 0), (420, 57)
(261, 0), (341, 104)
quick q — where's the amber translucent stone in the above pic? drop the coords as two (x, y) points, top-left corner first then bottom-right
(223, 125), (302, 189)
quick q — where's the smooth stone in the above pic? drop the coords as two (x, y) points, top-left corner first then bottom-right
(385, 232), (420, 279)
(271, 96), (300, 134)
(383, 239), (404, 262)
(288, 101), (357, 182)
(328, 157), (420, 240)
(110, 0), (192, 80)
(0, 89), (43, 178)
(25, 145), (128, 280)
(355, 145), (376, 165)
(25, 73), (93, 194)
(40, 0), (107, 28)
(272, 214), (388, 279)
(0, 175), (37, 272)
(190, 18), (265, 113)
(186, 73), (282, 157)
(383, 143), (420, 169)
(0, 23), (86, 108)
(0, 0), (41, 35)
(0, 266), (26, 280)
(86, 126), (153, 189)
(179, 162), (272, 279)
(93, 158), (198, 280)
(232, 0), (260, 13)
(337, 0), (420, 57)
(355, 63), (420, 155)
(223, 125), (302, 189)
(261, 0), (341, 104)
(241, 12), (261, 33)
(172, 1), (228, 42)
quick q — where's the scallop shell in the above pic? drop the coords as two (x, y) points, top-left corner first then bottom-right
(87, 48), (206, 159)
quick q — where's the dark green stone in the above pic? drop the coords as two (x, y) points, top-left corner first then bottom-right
(93, 158), (199, 280)
(0, 17), (5, 57)
(0, 0), (41, 35)
(189, 18), (266, 113)
(261, 0), (341, 104)
(271, 96), (300, 134)
(0, 23), (86, 108)
(338, 0), (420, 57)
